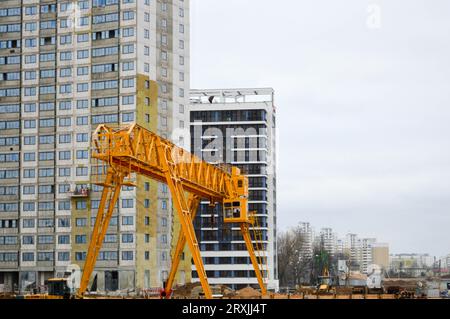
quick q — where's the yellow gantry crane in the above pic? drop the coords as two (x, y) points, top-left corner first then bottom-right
(78, 123), (267, 299)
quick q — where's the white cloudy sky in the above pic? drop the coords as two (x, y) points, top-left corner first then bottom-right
(190, 0), (450, 257)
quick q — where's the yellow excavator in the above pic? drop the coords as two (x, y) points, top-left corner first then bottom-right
(315, 249), (335, 294)
(75, 123), (267, 299)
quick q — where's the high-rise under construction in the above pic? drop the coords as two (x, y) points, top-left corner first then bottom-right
(189, 88), (279, 291)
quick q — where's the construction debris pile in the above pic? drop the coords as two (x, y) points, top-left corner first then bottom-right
(172, 282), (202, 298)
(170, 284), (266, 299)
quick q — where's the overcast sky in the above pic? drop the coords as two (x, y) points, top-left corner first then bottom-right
(190, 0), (450, 257)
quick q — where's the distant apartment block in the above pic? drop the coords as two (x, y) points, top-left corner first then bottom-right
(318, 228), (338, 256)
(298, 222), (314, 259)
(389, 253), (435, 277)
(372, 243), (389, 270)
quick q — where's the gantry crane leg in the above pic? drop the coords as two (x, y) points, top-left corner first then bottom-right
(79, 169), (124, 295)
(164, 194), (200, 297)
(240, 223), (267, 295)
(156, 139), (213, 299)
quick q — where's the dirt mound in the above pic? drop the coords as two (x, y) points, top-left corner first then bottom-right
(172, 282), (202, 298)
(222, 286), (236, 298)
(236, 286), (261, 298)
(173, 283), (236, 299)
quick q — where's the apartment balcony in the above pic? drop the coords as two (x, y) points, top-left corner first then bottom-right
(70, 187), (90, 198)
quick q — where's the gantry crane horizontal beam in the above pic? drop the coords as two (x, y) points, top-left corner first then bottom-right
(92, 124), (237, 202)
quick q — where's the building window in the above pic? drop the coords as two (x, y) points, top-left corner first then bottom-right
(122, 44), (134, 54)
(122, 199), (134, 208)
(58, 252), (70, 261)
(78, 1), (90, 10)
(23, 136), (36, 145)
(75, 235), (87, 244)
(123, 11), (135, 20)
(76, 150), (88, 159)
(77, 33), (89, 43)
(122, 61), (134, 71)
(24, 103), (36, 112)
(122, 112), (134, 122)
(122, 95), (134, 105)
(59, 151), (71, 160)
(76, 218), (87, 226)
(122, 27), (134, 37)
(77, 67), (89, 76)
(76, 167), (88, 176)
(75, 252), (86, 261)
(58, 235), (70, 245)
(121, 234), (133, 243)
(60, 51), (72, 61)
(122, 251), (133, 260)
(59, 101), (72, 110)
(60, 68), (72, 77)
(76, 201), (87, 210)
(25, 7), (37, 15)
(104, 234), (117, 243)
(22, 253), (34, 262)
(22, 219), (35, 228)
(22, 236), (34, 245)
(58, 218), (70, 227)
(77, 100), (89, 109)
(122, 216), (134, 225)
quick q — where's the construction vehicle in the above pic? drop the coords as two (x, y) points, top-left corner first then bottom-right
(313, 248), (335, 294)
(77, 123), (267, 299)
(317, 268), (334, 294)
(16, 278), (72, 299)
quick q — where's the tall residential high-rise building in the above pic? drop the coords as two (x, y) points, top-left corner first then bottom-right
(189, 88), (278, 290)
(298, 222), (314, 259)
(0, 0), (190, 293)
(319, 228), (337, 256)
(344, 233), (360, 269)
(360, 238), (376, 274)
(335, 239), (344, 256)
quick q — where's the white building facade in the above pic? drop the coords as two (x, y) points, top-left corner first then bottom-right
(189, 88), (278, 291)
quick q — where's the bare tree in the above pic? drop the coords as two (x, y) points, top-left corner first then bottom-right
(277, 231), (294, 287)
(277, 226), (311, 288)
